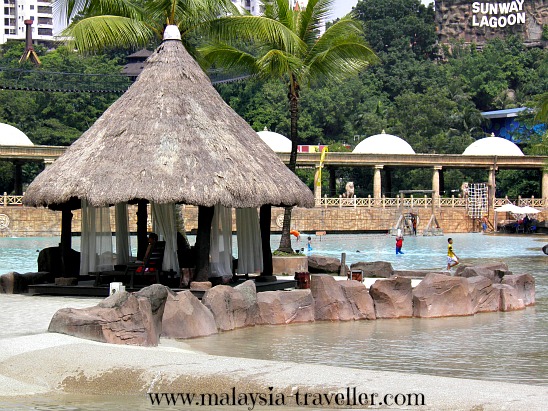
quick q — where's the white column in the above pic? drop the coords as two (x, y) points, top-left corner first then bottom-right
(432, 166), (442, 203)
(542, 170), (548, 201)
(488, 166), (497, 208)
(373, 165), (383, 199)
(313, 166), (322, 205)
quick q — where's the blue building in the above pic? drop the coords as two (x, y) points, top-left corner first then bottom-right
(481, 107), (546, 143)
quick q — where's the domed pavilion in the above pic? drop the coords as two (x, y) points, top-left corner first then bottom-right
(0, 123), (34, 194)
(353, 130), (415, 155)
(257, 128), (291, 153)
(463, 134), (524, 156)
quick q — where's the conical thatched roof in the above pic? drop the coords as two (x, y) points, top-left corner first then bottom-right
(24, 29), (314, 210)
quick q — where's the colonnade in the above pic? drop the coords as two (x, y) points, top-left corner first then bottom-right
(315, 164), (548, 205)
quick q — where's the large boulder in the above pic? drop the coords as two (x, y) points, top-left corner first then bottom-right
(48, 284), (170, 346)
(454, 262), (510, 283)
(369, 277), (412, 318)
(350, 261), (394, 278)
(307, 255), (342, 273)
(0, 271), (54, 294)
(202, 280), (258, 331)
(256, 289), (315, 325)
(339, 281), (376, 320)
(310, 275), (354, 321)
(413, 273), (474, 318)
(501, 274), (535, 306)
(161, 290), (218, 339)
(37, 246), (80, 277)
(492, 284), (526, 311)
(467, 276), (500, 313)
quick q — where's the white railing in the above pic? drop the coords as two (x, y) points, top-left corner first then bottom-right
(316, 195), (547, 210)
(2, 193), (546, 210)
(1, 193), (24, 206)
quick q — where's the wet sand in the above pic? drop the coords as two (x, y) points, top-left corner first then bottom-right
(0, 294), (547, 410)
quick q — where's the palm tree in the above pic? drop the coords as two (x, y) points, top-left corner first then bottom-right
(54, 0), (239, 55)
(200, 0), (378, 252)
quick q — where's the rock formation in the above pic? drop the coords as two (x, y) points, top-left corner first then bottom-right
(256, 289), (315, 325)
(369, 276), (413, 318)
(48, 284), (169, 346)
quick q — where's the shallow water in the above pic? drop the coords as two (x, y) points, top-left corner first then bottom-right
(184, 233), (547, 386)
(1, 233), (547, 389)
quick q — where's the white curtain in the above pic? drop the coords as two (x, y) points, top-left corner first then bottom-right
(114, 202), (132, 265)
(236, 208), (263, 274)
(210, 204), (232, 278)
(80, 199), (114, 275)
(151, 202), (179, 274)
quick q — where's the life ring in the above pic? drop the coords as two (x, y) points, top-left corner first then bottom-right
(290, 230), (300, 238)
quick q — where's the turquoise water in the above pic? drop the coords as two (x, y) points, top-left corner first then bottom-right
(1, 233), (547, 387)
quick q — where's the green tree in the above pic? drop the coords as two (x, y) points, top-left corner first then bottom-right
(56, 0), (240, 56)
(353, 0), (436, 56)
(201, 0), (377, 252)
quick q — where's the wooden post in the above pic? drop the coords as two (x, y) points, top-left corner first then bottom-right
(339, 252), (346, 278)
(259, 204), (274, 278)
(195, 205), (214, 282)
(136, 200), (148, 260)
(60, 206), (73, 276)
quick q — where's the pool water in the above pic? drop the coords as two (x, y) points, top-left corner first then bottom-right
(1, 233), (547, 386)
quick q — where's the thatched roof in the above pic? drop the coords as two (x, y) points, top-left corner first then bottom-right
(24, 28), (314, 210)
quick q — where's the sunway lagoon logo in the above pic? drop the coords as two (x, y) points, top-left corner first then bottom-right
(471, 0), (526, 28)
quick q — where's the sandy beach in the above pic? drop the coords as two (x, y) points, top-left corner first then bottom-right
(0, 293), (547, 410)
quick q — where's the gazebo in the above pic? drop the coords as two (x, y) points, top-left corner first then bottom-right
(23, 26), (314, 285)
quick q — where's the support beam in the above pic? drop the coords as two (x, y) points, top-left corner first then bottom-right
(488, 166), (497, 209)
(373, 165), (383, 199)
(432, 166), (442, 203)
(136, 200), (148, 260)
(195, 205), (214, 282)
(543, 171), (548, 201)
(313, 166), (322, 204)
(60, 206), (73, 276)
(259, 205), (275, 280)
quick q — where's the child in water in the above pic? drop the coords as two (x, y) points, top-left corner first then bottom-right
(307, 236), (312, 251)
(396, 236), (404, 254)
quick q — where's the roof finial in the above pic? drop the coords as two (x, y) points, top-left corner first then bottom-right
(381, 129), (386, 134)
(263, 126), (268, 131)
(491, 132), (495, 137)
(163, 25), (182, 41)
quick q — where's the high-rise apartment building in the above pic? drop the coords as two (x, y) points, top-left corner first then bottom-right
(1, 0), (54, 45)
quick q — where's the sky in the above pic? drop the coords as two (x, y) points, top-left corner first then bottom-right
(331, 0), (434, 20)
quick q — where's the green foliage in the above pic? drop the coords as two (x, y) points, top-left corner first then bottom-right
(496, 170), (541, 198)
(0, 41), (122, 192)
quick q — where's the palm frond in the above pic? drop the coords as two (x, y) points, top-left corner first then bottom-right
(307, 42), (378, 84)
(199, 43), (259, 75)
(308, 17), (369, 57)
(64, 16), (154, 53)
(54, 0), (90, 25)
(201, 15), (306, 56)
(257, 49), (302, 79)
(298, 0), (333, 44)
(86, 0), (143, 20)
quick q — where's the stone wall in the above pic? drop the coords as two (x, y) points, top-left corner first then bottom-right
(435, 0), (548, 47)
(3, 204), (544, 237)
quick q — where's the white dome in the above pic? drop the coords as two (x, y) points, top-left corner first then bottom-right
(257, 129), (292, 153)
(0, 123), (33, 146)
(463, 135), (524, 156)
(353, 131), (415, 154)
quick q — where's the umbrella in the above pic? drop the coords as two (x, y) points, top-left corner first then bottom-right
(519, 206), (541, 214)
(494, 203), (522, 213)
